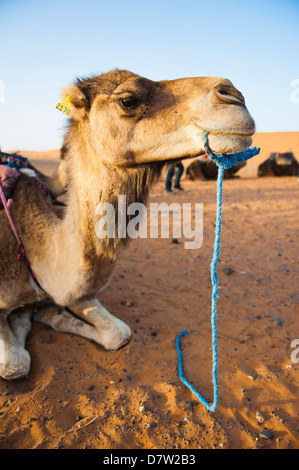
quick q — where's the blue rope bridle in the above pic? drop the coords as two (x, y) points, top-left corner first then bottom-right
(176, 132), (260, 412)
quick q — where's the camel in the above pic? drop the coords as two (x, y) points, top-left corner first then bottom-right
(186, 158), (247, 180)
(258, 152), (298, 177)
(0, 69), (255, 380)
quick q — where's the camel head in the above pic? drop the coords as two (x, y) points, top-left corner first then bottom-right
(62, 69), (255, 167)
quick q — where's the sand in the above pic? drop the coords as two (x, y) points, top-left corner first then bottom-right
(0, 132), (298, 449)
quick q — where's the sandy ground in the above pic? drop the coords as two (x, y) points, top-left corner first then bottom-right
(0, 133), (298, 449)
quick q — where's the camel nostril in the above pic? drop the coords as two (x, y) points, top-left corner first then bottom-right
(215, 88), (245, 106)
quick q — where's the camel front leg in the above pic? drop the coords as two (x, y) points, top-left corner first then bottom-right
(0, 313), (31, 381)
(34, 304), (101, 344)
(67, 297), (131, 351)
(8, 307), (33, 348)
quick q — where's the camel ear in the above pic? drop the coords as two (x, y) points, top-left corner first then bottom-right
(60, 84), (88, 120)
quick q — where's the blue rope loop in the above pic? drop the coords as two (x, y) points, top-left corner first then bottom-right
(203, 131), (260, 170)
(176, 133), (260, 412)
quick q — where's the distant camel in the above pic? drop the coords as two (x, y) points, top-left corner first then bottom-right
(186, 158), (246, 180)
(258, 152), (298, 177)
(0, 69), (255, 380)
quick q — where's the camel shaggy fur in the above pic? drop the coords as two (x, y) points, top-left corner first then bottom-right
(0, 69), (255, 380)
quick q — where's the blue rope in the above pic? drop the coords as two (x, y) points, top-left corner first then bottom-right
(176, 132), (260, 412)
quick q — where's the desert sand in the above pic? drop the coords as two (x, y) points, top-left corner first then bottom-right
(0, 132), (298, 449)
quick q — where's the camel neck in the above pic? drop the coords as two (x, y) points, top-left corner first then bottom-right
(10, 141), (164, 304)
(65, 145), (164, 262)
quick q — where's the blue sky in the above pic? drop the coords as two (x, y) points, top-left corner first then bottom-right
(0, 0), (298, 150)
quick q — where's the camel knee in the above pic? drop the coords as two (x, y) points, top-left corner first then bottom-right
(0, 346), (31, 381)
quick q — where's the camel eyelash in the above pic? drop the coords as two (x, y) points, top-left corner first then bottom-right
(119, 96), (140, 110)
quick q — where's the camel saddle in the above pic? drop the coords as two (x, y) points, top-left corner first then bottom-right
(0, 152), (28, 209)
(0, 165), (20, 209)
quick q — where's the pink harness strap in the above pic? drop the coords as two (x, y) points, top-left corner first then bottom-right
(0, 181), (22, 245)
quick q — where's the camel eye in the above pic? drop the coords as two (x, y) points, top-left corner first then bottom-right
(120, 96), (140, 110)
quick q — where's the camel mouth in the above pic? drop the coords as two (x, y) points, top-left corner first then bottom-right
(206, 131), (254, 138)
(192, 121), (255, 138)
(200, 127), (254, 156)
(198, 126), (255, 139)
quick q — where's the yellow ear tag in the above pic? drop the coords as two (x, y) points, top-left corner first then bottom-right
(55, 95), (72, 116)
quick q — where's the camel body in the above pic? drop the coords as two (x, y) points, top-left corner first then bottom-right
(0, 69), (255, 380)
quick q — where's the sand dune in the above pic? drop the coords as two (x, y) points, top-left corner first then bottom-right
(0, 132), (298, 449)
